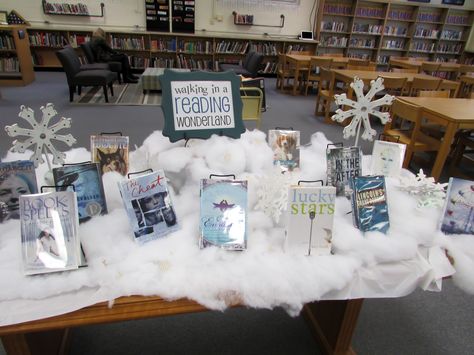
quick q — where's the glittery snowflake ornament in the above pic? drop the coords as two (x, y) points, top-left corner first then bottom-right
(332, 77), (394, 146)
(5, 104), (76, 169)
(399, 169), (448, 208)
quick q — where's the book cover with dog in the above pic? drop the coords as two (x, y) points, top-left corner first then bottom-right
(118, 170), (179, 244)
(91, 135), (129, 176)
(199, 178), (247, 250)
(350, 175), (390, 234)
(0, 160), (38, 223)
(268, 129), (300, 172)
(370, 140), (406, 177)
(20, 190), (81, 275)
(53, 163), (108, 223)
(326, 146), (362, 196)
(285, 185), (336, 255)
(440, 177), (474, 235)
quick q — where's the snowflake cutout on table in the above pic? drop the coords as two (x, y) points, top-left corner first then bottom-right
(255, 168), (293, 223)
(399, 169), (448, 208)
(5, 103), (76, 168)
(332, 77), (394, 146)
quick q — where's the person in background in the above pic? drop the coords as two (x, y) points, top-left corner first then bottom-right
(90, 28), (139, 83)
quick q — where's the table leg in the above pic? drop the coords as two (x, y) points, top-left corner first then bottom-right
(2, 329), (70, 355)
(431, 122), (457, 181)
(303, 299), (363, 355)
(293, 63), (301, 96)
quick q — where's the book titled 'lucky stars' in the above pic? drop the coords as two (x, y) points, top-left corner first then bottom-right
(199, 178), (247, 250)
(326, 146), (362, 196)
(440, 177), (474, 235)
(286, 185), (336, 255)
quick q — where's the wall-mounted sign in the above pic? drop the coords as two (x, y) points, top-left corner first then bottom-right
(159, 70), (245, 142)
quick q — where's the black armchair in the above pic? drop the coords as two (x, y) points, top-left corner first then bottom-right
(81, 41), (123, 84)
(219, 51), (264, 78)
(56, 47), (117, 102)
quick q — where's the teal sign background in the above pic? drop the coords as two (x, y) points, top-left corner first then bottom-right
(159, 70), (245, 142)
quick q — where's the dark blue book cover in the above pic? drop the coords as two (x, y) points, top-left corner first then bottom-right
(440, 177), (474, 234)
(351, 176), (390, 234)
(326, 146), (362, 196)
(0, 160), (38, 222)
(53, 163), (107, 223)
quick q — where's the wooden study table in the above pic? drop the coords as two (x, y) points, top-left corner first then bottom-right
(397, 97), (474, 181)
(0, 295), (363, 355)
(285, 55), (363, 96)
(389, 59), (474, 79)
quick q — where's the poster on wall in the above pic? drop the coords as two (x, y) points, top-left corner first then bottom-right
(145, 0), (170, 32)
(172, 0), (195, 33)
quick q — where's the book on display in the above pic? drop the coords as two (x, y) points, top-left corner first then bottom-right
(326, 145), (362, 196)
(440, 177), (474, 235)
(268, 129), (300, 172)
(91, 135), (129, 176)
(370, 140), (406, 177)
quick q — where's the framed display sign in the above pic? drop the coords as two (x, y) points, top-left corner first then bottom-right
(159, 70), (245, 142)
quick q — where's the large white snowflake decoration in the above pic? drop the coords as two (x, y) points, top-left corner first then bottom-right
(332, 77), (394, 146)
(399, 169), (448, 208)
(5, 104), (76, 168)
(255, 168), (293, 223)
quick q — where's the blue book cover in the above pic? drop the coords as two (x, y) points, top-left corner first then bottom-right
(326, 146), (362, 196)
(0, 160), (38, 222)
(118, 170), (179, 244)
(199, 179), (247, 250)
(440, 177), (474, 234)
(53, 163), (108, 223)
(351, 175), (390, 234)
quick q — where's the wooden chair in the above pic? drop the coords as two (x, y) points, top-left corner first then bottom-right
(304, 57), (333, 95)
(449, 131), (474, 179)
(418, 90), (450, 98)
(276, 54), (294, 91)
(420, 62), (441, 77)
(240, 87), (263, 129)
(391, 67), (419, 74)
(380, 76), (407, 96)
(384, 99), (441, 168)
(321, 53), (343, 57)
(348, 58), (367, 66)
(438, 80), (461, 98)
(409, 77), (442, 96)
(346, 63), (377, 71)
(457, 64), (474, 78)
(315, 67), (337, 124)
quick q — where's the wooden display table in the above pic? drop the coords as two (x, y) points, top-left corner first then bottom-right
(389, 59), (473, 76)
(0, 295), (363, 355)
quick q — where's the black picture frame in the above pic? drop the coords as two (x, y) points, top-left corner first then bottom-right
(0, 11), (8, 25)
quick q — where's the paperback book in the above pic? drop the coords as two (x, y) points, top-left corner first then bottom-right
(0, 160), (38, 222)
(268, 129), (300, 172)
(20, 190), (81, 275)
(91, 135), (129, 176)
(370, 140), (406, 177)
(440, 177), (474, 234)
(326, 146), (362, 196)
(199, 178), (247, 250)
(53, 163), (108, 223)
(286, 184), (336, 255)
(118, 170), (179, 244)
(351, 175), (390, 234)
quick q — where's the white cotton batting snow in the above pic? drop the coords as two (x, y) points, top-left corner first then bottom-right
(1, 129), (473, 319)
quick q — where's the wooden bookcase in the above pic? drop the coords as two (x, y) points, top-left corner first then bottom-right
(0, 25), (35, 86)
(316, 0), (474, 67)
(26, 28), (318, 75)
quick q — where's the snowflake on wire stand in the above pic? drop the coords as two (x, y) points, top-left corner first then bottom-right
(399, 169), (448, 208)
(5, 103), (76, 169)
(331, 77), (394, 146)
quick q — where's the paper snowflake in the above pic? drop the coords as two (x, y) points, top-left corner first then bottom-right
(332, 77), (394, 146)
(5, 104), (76, 168)
(399, 169), (448, 208)
(255, 168), (293, 223)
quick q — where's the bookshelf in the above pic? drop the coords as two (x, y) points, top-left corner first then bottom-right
(316, 0), (474, 66)
(26, 28), (317, 75)
(0, 25), (34, 86)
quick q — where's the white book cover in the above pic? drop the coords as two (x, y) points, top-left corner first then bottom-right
(370, 140), (406, 177)
(285, 185), (336, 255)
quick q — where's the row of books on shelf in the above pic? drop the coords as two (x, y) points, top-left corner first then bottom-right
(0, 34), (15, 50)
(109, 36), (146, 51)
(176, 55), (213, 71)
(234, 14), (254, 25)
(321, 21), (345, 32)
(177, 40), (212, 54)
(249, 43), (278, 56)
(409, 42), (462, 53)
(285, 45), (312, 53)
(0, 56), (19, 72)
(384, 26), (407, 36)
(417, 12), (441, 23)
(355, 7), (384, 18)
(445, 15), (470, 25)
(352, 24), (382, 34)
(323, 4), (352, 16)
(260, 60), (278, 74)
(382, 40), (405, 49)
(320, 36), (348, 47)
(349, 38), (376, 48)
(348, 53), (371, 60)
(440, 30), (463, 40)
(414, 28), (439, 39)
(150, 38), (177, 52)
(43, 2), (89, 15)
(68, 34), (91, 48)
(29, 32), (68, 47)
(437, 43), (463, 53)
(387, 9), (412, 21)
(215, 40), (249, 54)
(377, 55), (390, 64)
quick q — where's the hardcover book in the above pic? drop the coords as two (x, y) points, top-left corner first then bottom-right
(326, 146), (362, 196)
(286, 185), (336, 255)
(20, 190), (81, 275)
(370, 140), (406, 177)
(0, 160), (38, 222)
(440, 177), (474, 234)
(199, 178), (247, 250)
(351, 175), (390, 234)
(90, 135), (129, 176)
(53, 163), (107, 223)
(268, 129), (300, 172)
(118, 170), (179, 244)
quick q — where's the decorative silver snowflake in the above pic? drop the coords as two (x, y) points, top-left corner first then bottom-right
(255, 168), (293, 223)
(399, 169), (448, 208)
(5, 103), (76, 167)
(332, 77), (394, 146)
